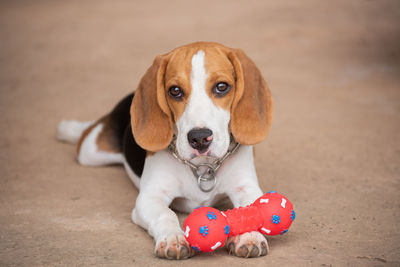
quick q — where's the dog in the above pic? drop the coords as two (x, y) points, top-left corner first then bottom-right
(57, 42), (273, 259)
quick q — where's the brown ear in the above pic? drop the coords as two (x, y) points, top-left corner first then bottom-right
(130, 55), (173, 152)
(228, 49), (273, 145)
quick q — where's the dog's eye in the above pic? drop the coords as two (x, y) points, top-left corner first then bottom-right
(213, 82), (231, 96)
(168, 86), (184, 100)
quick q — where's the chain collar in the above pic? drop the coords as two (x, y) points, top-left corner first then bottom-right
(168, 136), (240, 192)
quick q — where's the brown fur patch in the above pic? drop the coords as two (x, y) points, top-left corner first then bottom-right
(76, 115), (121, 156)
(77, 122), (97, 156)
(204, 47), (236, 110)
(164, 49), (194, 123)
(96, 116), (121, 153)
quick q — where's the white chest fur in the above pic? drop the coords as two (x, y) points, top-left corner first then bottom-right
(127, 145), (261, 213)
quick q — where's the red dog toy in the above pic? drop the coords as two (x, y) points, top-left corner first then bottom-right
(183, 192), (295, 252)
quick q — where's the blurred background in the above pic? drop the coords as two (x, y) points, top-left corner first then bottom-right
(0, 0), (399, 266)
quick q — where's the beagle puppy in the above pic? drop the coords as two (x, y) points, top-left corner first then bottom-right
(57, 42), (273, 259)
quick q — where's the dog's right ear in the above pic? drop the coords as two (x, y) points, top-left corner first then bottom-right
(130, 54), (173, 152)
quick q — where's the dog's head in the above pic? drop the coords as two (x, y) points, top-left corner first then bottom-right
(131, 42), (273, 160)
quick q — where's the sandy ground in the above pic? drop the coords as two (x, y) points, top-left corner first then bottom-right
(1, 0), (399, 266)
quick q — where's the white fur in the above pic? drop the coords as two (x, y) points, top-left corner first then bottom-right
(176, 50), (231, 160)
(78, 123), (124, 166)
(57, 120), (94, 144)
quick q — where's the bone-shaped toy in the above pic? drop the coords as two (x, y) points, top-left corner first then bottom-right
(183, 191), (295, 252)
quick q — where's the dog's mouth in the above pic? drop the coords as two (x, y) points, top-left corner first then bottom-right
(190, 149), (212, 159)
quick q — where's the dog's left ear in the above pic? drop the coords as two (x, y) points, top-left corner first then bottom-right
(228, 49), (273, 145)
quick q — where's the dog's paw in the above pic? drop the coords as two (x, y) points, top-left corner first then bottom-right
(155, 233), (195, 260)
(226, 231), (269, 258)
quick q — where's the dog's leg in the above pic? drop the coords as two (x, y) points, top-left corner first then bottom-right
(133, 193), (194, 260)
(131, 152), (195, 260)
(222, 146), (269, 258)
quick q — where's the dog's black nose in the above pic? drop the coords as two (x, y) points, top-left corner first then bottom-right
(187, 128), (213, 153)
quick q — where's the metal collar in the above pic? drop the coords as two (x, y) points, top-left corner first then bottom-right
(168, 136), (240, 192)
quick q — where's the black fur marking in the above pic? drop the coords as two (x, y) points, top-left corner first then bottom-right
(109, 93), (146, 177)
(123, 124), (146, 177)
(109, 93), (134, 148)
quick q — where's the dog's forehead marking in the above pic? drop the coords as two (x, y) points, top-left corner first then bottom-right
(187, 50), (213, 128)
(189, 50), (209, 108)
(191, 50), (208, 88)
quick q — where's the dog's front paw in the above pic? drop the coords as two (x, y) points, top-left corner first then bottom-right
(226, 231), (269, 258)
(155, 233), (195, 260)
